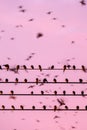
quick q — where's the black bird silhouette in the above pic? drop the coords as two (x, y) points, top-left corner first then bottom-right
(46, 11), (52, 14)
(65, 78), (69, 83)
(76, 106), (79, 110)
(20, 105), (24, 110)
(3, 64), (9, 71)
(67, 65), (71, 69)
(2, 105), (5, 109)
(65, 105), (68, 110)
(43, 105), (46, 110)
(5, 78), (8, 82)
(79, 78), (83, 83)
(31, 65), (34, 69)
(24, 78), (27, 83)
(0, 91), (3, 94)
(57, 98), (65, 106)
(32, 106), (35, 110)
(38, 65), (42, 71)
(16, 65), (20, 72)
(36, 33), (43, 38)
(15, 78), (18, 83)
(18, 5), (23, 8)
(10, 90), (14, 95)
(51, 65), (54, 69)
(81, 65), (86, 72)
(80, 0), (86, 5)
(72, 91), (76, 95)
(81, 91), (84, 96)
(31, 91), (34, 95)
(72, 65), (76, 70)
(43, 78), (48, 83)
(41, 91), (44, 95)
(85, 105), (87, 110)
(53, 78), (57, 83)
(54, 91), (57, 95)
(63, 65), (66, 72)
(63, 90), (66, 95)
(28, 18), (34, 21)
(54, 105), (57, 111)
(23, 65), (27, 70)
(20, 9), (26, 13)
(11, 105), (15, 110)
(36, 78), (39, 85)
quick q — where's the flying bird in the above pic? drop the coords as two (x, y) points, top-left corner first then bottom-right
(46, 11), (52, 15)
(80, 0), (86, 5)
(57, 98), (65, 106)
(36, 33), (43, 38)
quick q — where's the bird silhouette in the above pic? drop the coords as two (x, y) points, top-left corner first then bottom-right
(54, 91), (57, 95)
(32, 106), (35, 110)
(57, 98), (65, 106)
(31, 65), (34, 69)
(65, 105), (68, 110)
(72, 65), (76, 70)
(16, 65), (20, 72)
(65, 78), (69, 83)
(31, 91), (34, 95)
(38, 65), (42, 71)
(11, 105), (15, 110)
(3, 64), (9, 71)
(28, 18), (34, 21)
(5, 78), (8, 82)
(80, 0), (86, 5)
(81, 91), (84, 96)
(63, 90), (66, 95)
(36, 33), (43, 38)
(85, 105), (87, 110)
(46, 11), (52, 14)
(0, 91), (3, 94)
(81, 65), (86, 72)
(67, 65), (71, 69)
(76, 106), (79, 110)
(20, 9), (26, 13)
(36, 78), (39, 85)
(43, 105), (46, 110)
(24, 78), (27, 83)
(23, 65), (27, 71)
(53, 78), (57, 83)
(10, 90), (14, 95)
(41, 91), (44, 95)
(54, 105), (57, 111)
(2, 105), (5, 109)
(43, 78), (48, 83)
(20, 105), (24, 110)
(72, 91), (76, 95)
(63, 65), (66, 72)
(15, 78), (19, 83)
(50, 65), (54, 69)
(79, 78), (83, 83)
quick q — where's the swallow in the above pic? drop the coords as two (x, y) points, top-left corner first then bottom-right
(16, 65), (20, 72)
(2, 105), (5, 109)
(36, 33), (43, 38)
(38, 65), (42, 71)
(53, 78), (57, 83)
(54, 105), (57, 111)
(5, 78), (8, 82)
(24, 78), (27, 83)
(32, 106), (35, 110)
(10, 90), (14, 95)
(57, 98), (65, 106)
(23, 65), (27, 70)
(15, 78), (18, 83)
(72, 65), (76, 70)
(46, 11), (52, 15)
(3, 64), (9, 71)
(18, 5), (23, 8)
(43, 78), (48, 83)
(72, 91), (76, 95)
(31, 65), (34, 69)
(79, 78), (83, 83)
(67, 65), (71, 69)
(10, 37), (14, 40)
(81, 65), (86, 72)
(81, 91), (84, 96)
(76, 106), (79, 110)
(20, 105), (24, 110)
(43, 105), (46, 110)
(31, 91), (34, 95)
(41, 91), (44, 95)
(65, 105), (68, 110)
(0, 91), (3, 94)
(52, 18), (57, 20)
(63, 65), (66, 72)
(54, 91), (57, 95)
(63, 90), (66, 95)
(51, 65), (54, 69)
(85, 105), (87, 110)
(65, 78), (69, 83)
(80, 0), (86, 6)
(11, 105), (15, 110)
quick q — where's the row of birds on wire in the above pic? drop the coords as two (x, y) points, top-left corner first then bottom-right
(0, 90), (86, 96)
(0, 64), (87, 72)
(0, 78), (87, 83)
(0, 105), (87, 111)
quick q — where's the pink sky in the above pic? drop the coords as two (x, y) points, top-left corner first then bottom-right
(0, 0), (87, 130)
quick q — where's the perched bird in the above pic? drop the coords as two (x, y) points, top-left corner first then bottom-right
(54, 105), (57, 111)
(16, 65), (20, 72)
(81, 65), (86, 72)
(38, 65), (42, 71)
(43, 105), (46, 110)
(80, 0), (86, 6)
(32, 106), (35, 110)
(65, 105), (68, 110)
(24, 78), (27, 83)
(65, 78), (69, 83)
(0, 65), (2, 69)
(15, 78), (19, 83)
(5, 78), (8, 82)
(72, 65), (76, 70)
(20, 105), (24, 110)
(53, 78), (57, 83)
(31, 91), (34, 95)
(10, 90), (14, 95)
(0, 91), (3, 94)
(81, 91), (84, 96)
(67, 65), (71, 69)
(36, 78), (39, 85)
(3, 64), (9, 71)
(2, 105), (5, 109)
(31, 65), (34, 69)
(43, 78), (48, 83)
(41, 91), (44, 95)
(36, 33), (43, 38)
(72, 91), (76, 95)
(63, 65), (66, 72)
(23, 65), (27, 71)
(76, 106), (79, 110)
(11, 105), (15, 110)
(79, 78), (83, 83)
(51, 65), (54, 69)
(54, 91), (57, 95)
(85, 105), (87, 110)
(63, 90), (66, 95)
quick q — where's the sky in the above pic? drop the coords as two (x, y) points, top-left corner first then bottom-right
(0, 0), (87, 130)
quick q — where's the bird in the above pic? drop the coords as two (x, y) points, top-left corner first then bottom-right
(63, 65), (66, 72)
(81, 91), (84, 96)
(38, 65), (42, 71)
(18, 5), (23, 8)
(16, 65), (20, 72)
(10, 90), (14, 95)
(43, 78), (48, 83)
(63, 90), (66, 95)
(36, 78), (39, 85)
(81, 65), (86, 72)
(15, 78), (19, 83)
(2, 105), (5, 109)
(65, 105), (68, 110)
(24, 78), (27, 83)
(67, 65), (71, 69)
(32, 106), (35, 110)
(65, 78), (69, 83)
(72, 65), (76, 70)
(79, 78), (83, 83)
(0, 91), (3, 94)
(23, 65), (27, 71)
(31, 91), (34, 95)
(3, 64), (9, 71)
(20, 9), (26, 13)
(11, 105), (15, 110)
(5, 78), (8, 82)
(41, 91), (44, 95)
(46, 11), (52, 15)
(85, 105), (87, 110)
(53, 78), (57, 83)
(72, 91), (76, 95)
(51, 65), (54, 69)
(54, 91), (57, 95)
(43, 105), (46, 110)
(54, 105), (57, 111)
(31, 65), (34, 69)
(80, 0), (86, 6)
(28, 18), (34, 21)
(20, 105), (24, 110)
(76, 106), (79, 110)
(36, 33), (43, 38)
(57, 98), (65, 106)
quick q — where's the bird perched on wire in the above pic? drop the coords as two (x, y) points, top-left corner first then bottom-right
(53, 78), (57, 83)
(63, 65), (66, 72)
(24, 78), (27, 83)
(2, 105), (5, 110)
(43, 78), (48, 83)
(15, 78), (19, 84)
(38, 65), (42, 71)
(31, 65), (34, 69)
(72, 65), (76, 70)
(3, 64), (9, 71)
(11, 105), (15, 110)
(22, 65), (28, 72)
(36, 78), (39, 85)
(10, 90), (14, 95)
(65, 78), (69, 83)
(81, 65), (86, 72)
(0, 91), (3, 94)
(43, 105), (46, 110)
(54, 105), (57, 111)
(65, 105), (68, 110)
(5, 78), (8, 82)
(20, 105), (24, 110)
(16, 65), (20, 72)
(79, 78), (83, 83)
